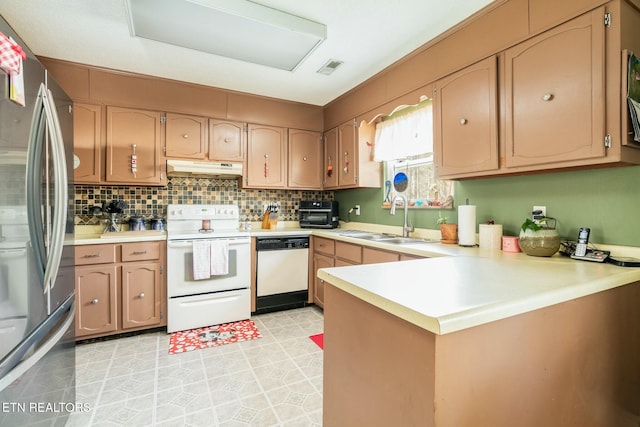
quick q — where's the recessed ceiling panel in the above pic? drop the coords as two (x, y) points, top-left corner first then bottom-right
(126, 0), (326, 71)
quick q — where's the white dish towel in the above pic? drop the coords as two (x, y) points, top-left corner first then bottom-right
(192, 240), (211, 280)
(210, 240), (229, 276)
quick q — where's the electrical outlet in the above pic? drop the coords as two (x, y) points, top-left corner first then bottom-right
(355, 205), (361, 216)
(532, 205), (547, 223)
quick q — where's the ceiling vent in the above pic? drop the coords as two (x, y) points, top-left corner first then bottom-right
(126, 0), (327, 71)
(317, 59), (343, 76)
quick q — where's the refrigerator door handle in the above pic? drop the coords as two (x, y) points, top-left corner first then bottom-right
(41, 88), (68, 294)
(25, 84), (48, 287)
(0, 295), (74, 392)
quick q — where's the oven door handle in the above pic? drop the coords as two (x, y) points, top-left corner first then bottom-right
(168, 239), (249, 248)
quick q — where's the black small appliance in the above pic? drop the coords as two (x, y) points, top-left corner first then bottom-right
(299, 201), (339, 229)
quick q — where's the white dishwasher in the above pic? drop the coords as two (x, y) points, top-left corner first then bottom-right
(255, 236), (309, 314)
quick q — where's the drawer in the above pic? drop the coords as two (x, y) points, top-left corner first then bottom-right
(362, 247), (400, 264)
(75, 244), (116, 266)
(121, 241), (161, 262)
(335, 241), (362, 264)
(313, 237), (335, 256)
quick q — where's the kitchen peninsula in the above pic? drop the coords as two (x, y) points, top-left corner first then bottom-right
(318, 252), (640, 427)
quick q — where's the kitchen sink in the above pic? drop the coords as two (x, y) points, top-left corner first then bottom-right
(339, 231), (439, 245)
(350, 233), (397, 241)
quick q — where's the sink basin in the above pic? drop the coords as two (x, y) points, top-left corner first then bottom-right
(379, 237), (440, 244)
(352, 233), (396, 241)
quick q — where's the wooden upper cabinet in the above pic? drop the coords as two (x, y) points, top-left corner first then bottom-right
(323, 127), (339, 189)
(434, 56), (499, 178)
(505, 9), (605, 168)
(105, 106), (164, 185)
(338, 119), (358, 188)
(245, 124), (287, 188)
(73, 103), (102, 184)
(324, 119), (380, 189)
(165, 113), (207, 159)
(288, 129), (322, 189)
(209, 119), (245, 162)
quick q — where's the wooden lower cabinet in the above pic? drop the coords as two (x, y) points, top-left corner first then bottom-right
(311, 236), (425, 308)
(313, 253), (334, 309)
(75, 265), (118, 337)
(121, 262), (162, 329)
(75, 241), (166, 339)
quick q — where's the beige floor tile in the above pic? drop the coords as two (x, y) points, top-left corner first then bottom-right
(74, 306), (324, 425)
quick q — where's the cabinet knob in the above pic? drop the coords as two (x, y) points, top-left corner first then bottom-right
(91, 298), (99, 305)
(182, 133), (189, 139)
(542, 93), (554, 101)
(459, 118), (467, 125)
(138, 293), (145, 299)
(224, 138), (230, 143)
(303, 156), (308, 161)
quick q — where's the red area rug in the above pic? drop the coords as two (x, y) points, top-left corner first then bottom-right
(168, 319), (261, 354)
(309, 333), (324, 350)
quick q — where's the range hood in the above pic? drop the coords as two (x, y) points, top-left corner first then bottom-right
(166, 159), (243, 177)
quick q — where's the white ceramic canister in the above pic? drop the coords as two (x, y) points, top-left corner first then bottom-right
(479, 224), (503, 250)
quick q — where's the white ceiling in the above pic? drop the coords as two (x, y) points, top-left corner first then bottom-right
(0, 0), (495, 106)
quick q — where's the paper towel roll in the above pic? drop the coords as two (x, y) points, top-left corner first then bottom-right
(458, 205), (476, 246)
(479, 224), (503, 250)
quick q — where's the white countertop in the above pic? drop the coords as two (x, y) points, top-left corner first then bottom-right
(316, 228), (640, 336)
(72, 230), (167, 245)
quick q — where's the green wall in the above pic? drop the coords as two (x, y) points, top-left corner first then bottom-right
(334, 165), (640, 246)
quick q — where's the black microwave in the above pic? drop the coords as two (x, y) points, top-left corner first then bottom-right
(299, 201), (339, 229)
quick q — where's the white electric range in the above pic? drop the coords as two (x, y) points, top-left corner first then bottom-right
(166, 204), (250, 333)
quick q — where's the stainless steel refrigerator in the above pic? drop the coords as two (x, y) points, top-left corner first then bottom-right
(0, 15), (76, 426)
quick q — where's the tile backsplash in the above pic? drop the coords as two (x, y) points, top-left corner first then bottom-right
(74, 176), (333, 225)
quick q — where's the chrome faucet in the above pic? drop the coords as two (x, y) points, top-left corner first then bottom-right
(390, 194), (414, 237)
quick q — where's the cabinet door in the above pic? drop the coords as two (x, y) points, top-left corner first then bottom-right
(75, 265), (118, 337)
(121, 261), (162, 329)
(209, 119), (245, 161)
(73, 103), (102, 184)
(288, 129), (322, 189)
(313, 253), (334, 309)
(165, 113), (207, 159)
(245, 124), (287, 188)
(505, 9), (605, 168)
(434, 56), (499, 178)
(338, 120), (358, 187)
(105, 106), (164, 185)
(323, 127), (339, 189)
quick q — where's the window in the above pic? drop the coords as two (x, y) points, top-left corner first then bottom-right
(386, 156), (453, 208)
(374, 100), (453, 208)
